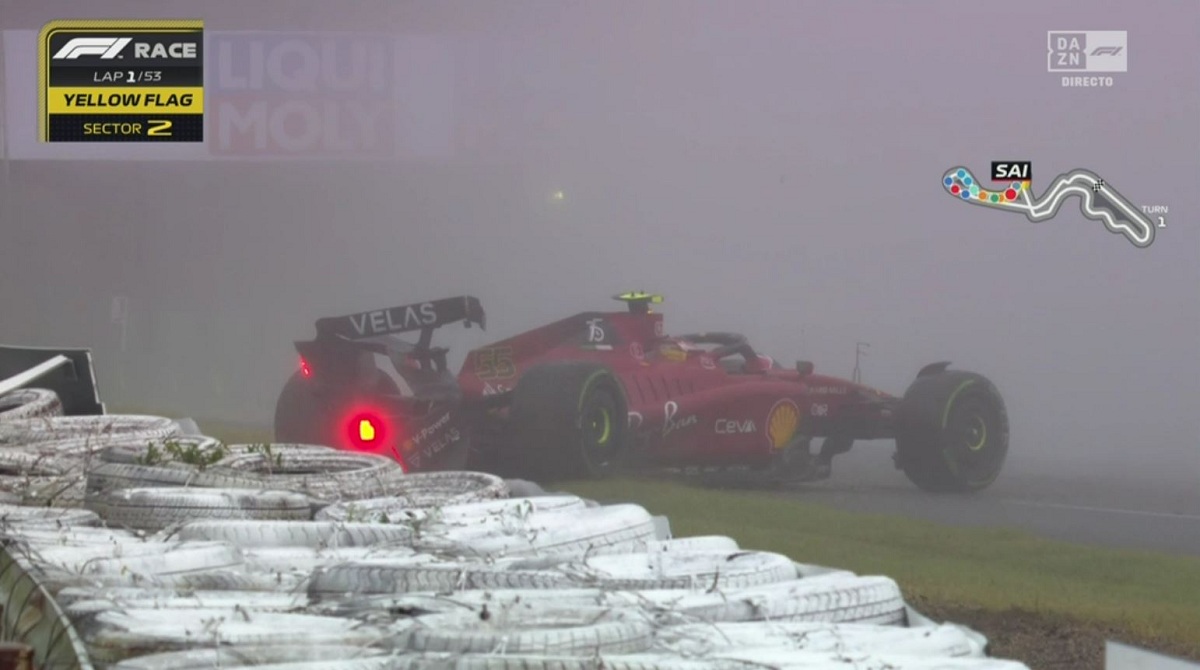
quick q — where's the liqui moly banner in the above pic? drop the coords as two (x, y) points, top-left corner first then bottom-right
(2, 30), (455, 160)
(209, 33), (394, 157)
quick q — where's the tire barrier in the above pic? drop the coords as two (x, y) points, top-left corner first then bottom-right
(0, 388), (63, 421)
(0, 415), (180, 449)
(172, 520), (414, 548)
(399, 608), (652, 655)
(211, 449), (406, 502)
(84, 487), (313, 531)
(310, 471), (511, 518)
(0, 404), (1024, 670)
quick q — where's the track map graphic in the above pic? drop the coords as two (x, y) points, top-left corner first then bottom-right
(942, 166), (1156, 249)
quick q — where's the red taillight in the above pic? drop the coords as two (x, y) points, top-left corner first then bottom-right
(358, 418), (377, 442)
(299, 356), (311, 378)
(346, 410), (389, 450)
(339, 406), (407, 469)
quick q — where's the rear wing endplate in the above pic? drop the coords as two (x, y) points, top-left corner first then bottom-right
(315, 296), (485, 341)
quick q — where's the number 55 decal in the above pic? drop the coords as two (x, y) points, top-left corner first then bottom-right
(475, 347), (516, 380)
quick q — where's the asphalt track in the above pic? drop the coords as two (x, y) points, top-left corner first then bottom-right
(766, 442), (1200, 557)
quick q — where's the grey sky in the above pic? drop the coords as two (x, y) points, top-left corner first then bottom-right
(0, 0), (1197, 488)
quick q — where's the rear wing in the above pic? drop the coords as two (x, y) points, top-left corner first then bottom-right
(0, 344), (105, 415)
(314, 296), (485, 341)
(299, 297), (485, 381)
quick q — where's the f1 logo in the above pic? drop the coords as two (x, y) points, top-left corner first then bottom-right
(1047, 30), (1127, 73)
(52, 37), (131, 59)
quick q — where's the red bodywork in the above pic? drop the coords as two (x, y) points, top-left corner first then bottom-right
(458, 306), (900, 470)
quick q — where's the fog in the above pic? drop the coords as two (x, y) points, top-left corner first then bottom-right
(2, 0), (1197, 494)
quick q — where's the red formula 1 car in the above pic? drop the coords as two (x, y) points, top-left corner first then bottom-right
(274, 293), (1009, 492)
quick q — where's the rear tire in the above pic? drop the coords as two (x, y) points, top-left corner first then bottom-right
(895, 370), (1008, 493)
(273, 371), (332, 447)
(507, 362), (628, 481)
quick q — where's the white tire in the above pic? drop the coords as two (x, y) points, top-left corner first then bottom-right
(590, 536), (740, 557)
(135, 661), (393, 670)
(35, 541), (242, 582)
(386, 653), (740, 670)
(83, 542), (243, 580)
(375, 470), (512, 507)
(222, 442), (339, 457)
(41, 569), (295, 596)
(795, 562), (860, 579)
(571, 550), (797, 590)
(402, 607), (651, 655)
(0, 388), (62, 420)
(169, 568), (309, 593)
(0, 450), (79, 501)
(320, 579), (903, 632)
(711, 650), (1029, 669)
(0, 504), (100, 528)
(242, 546), (418, 574)
(82, 608), (399, 666)
(0, 446), (69, 477)
(397, 588), (670, 613)
(15, 475), (87, 508)
(97, 435), (227, 465)
(0, 414), (179, 446)
(651, 574), (908, 625)
(173, 520), (413, 548)
(7, 437), (132, 462)
(212, 450), (404, 501)
(31, 540), (213, 570)
(65, 592), (312, 622)
(316, 494), (581, 525)
(312, 592), (499, 619)
(655, 621), (987, 658)
(1, 526), (142, 548)
(85, 462), (265, 496)
(502, 479), (547, 497)
(310, 549), (793, 597)
(312, 472), (510, 519)
(307, 556), (572, 596)
(58, 588), (310, 614)
(412, 504), (656, 559)
(396, 583), (891, 626)
(432, 495), (588, 522)
(108, 645), (386, 670)
(85, 488), (313, 531)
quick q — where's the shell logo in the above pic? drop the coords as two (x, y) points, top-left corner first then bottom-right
(766, 399), (800, 450)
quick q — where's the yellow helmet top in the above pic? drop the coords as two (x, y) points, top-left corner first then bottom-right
(613, 291), (663, 314)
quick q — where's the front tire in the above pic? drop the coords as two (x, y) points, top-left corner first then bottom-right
(895, 370), (1009, 493)
(507, 362), (628, 481)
